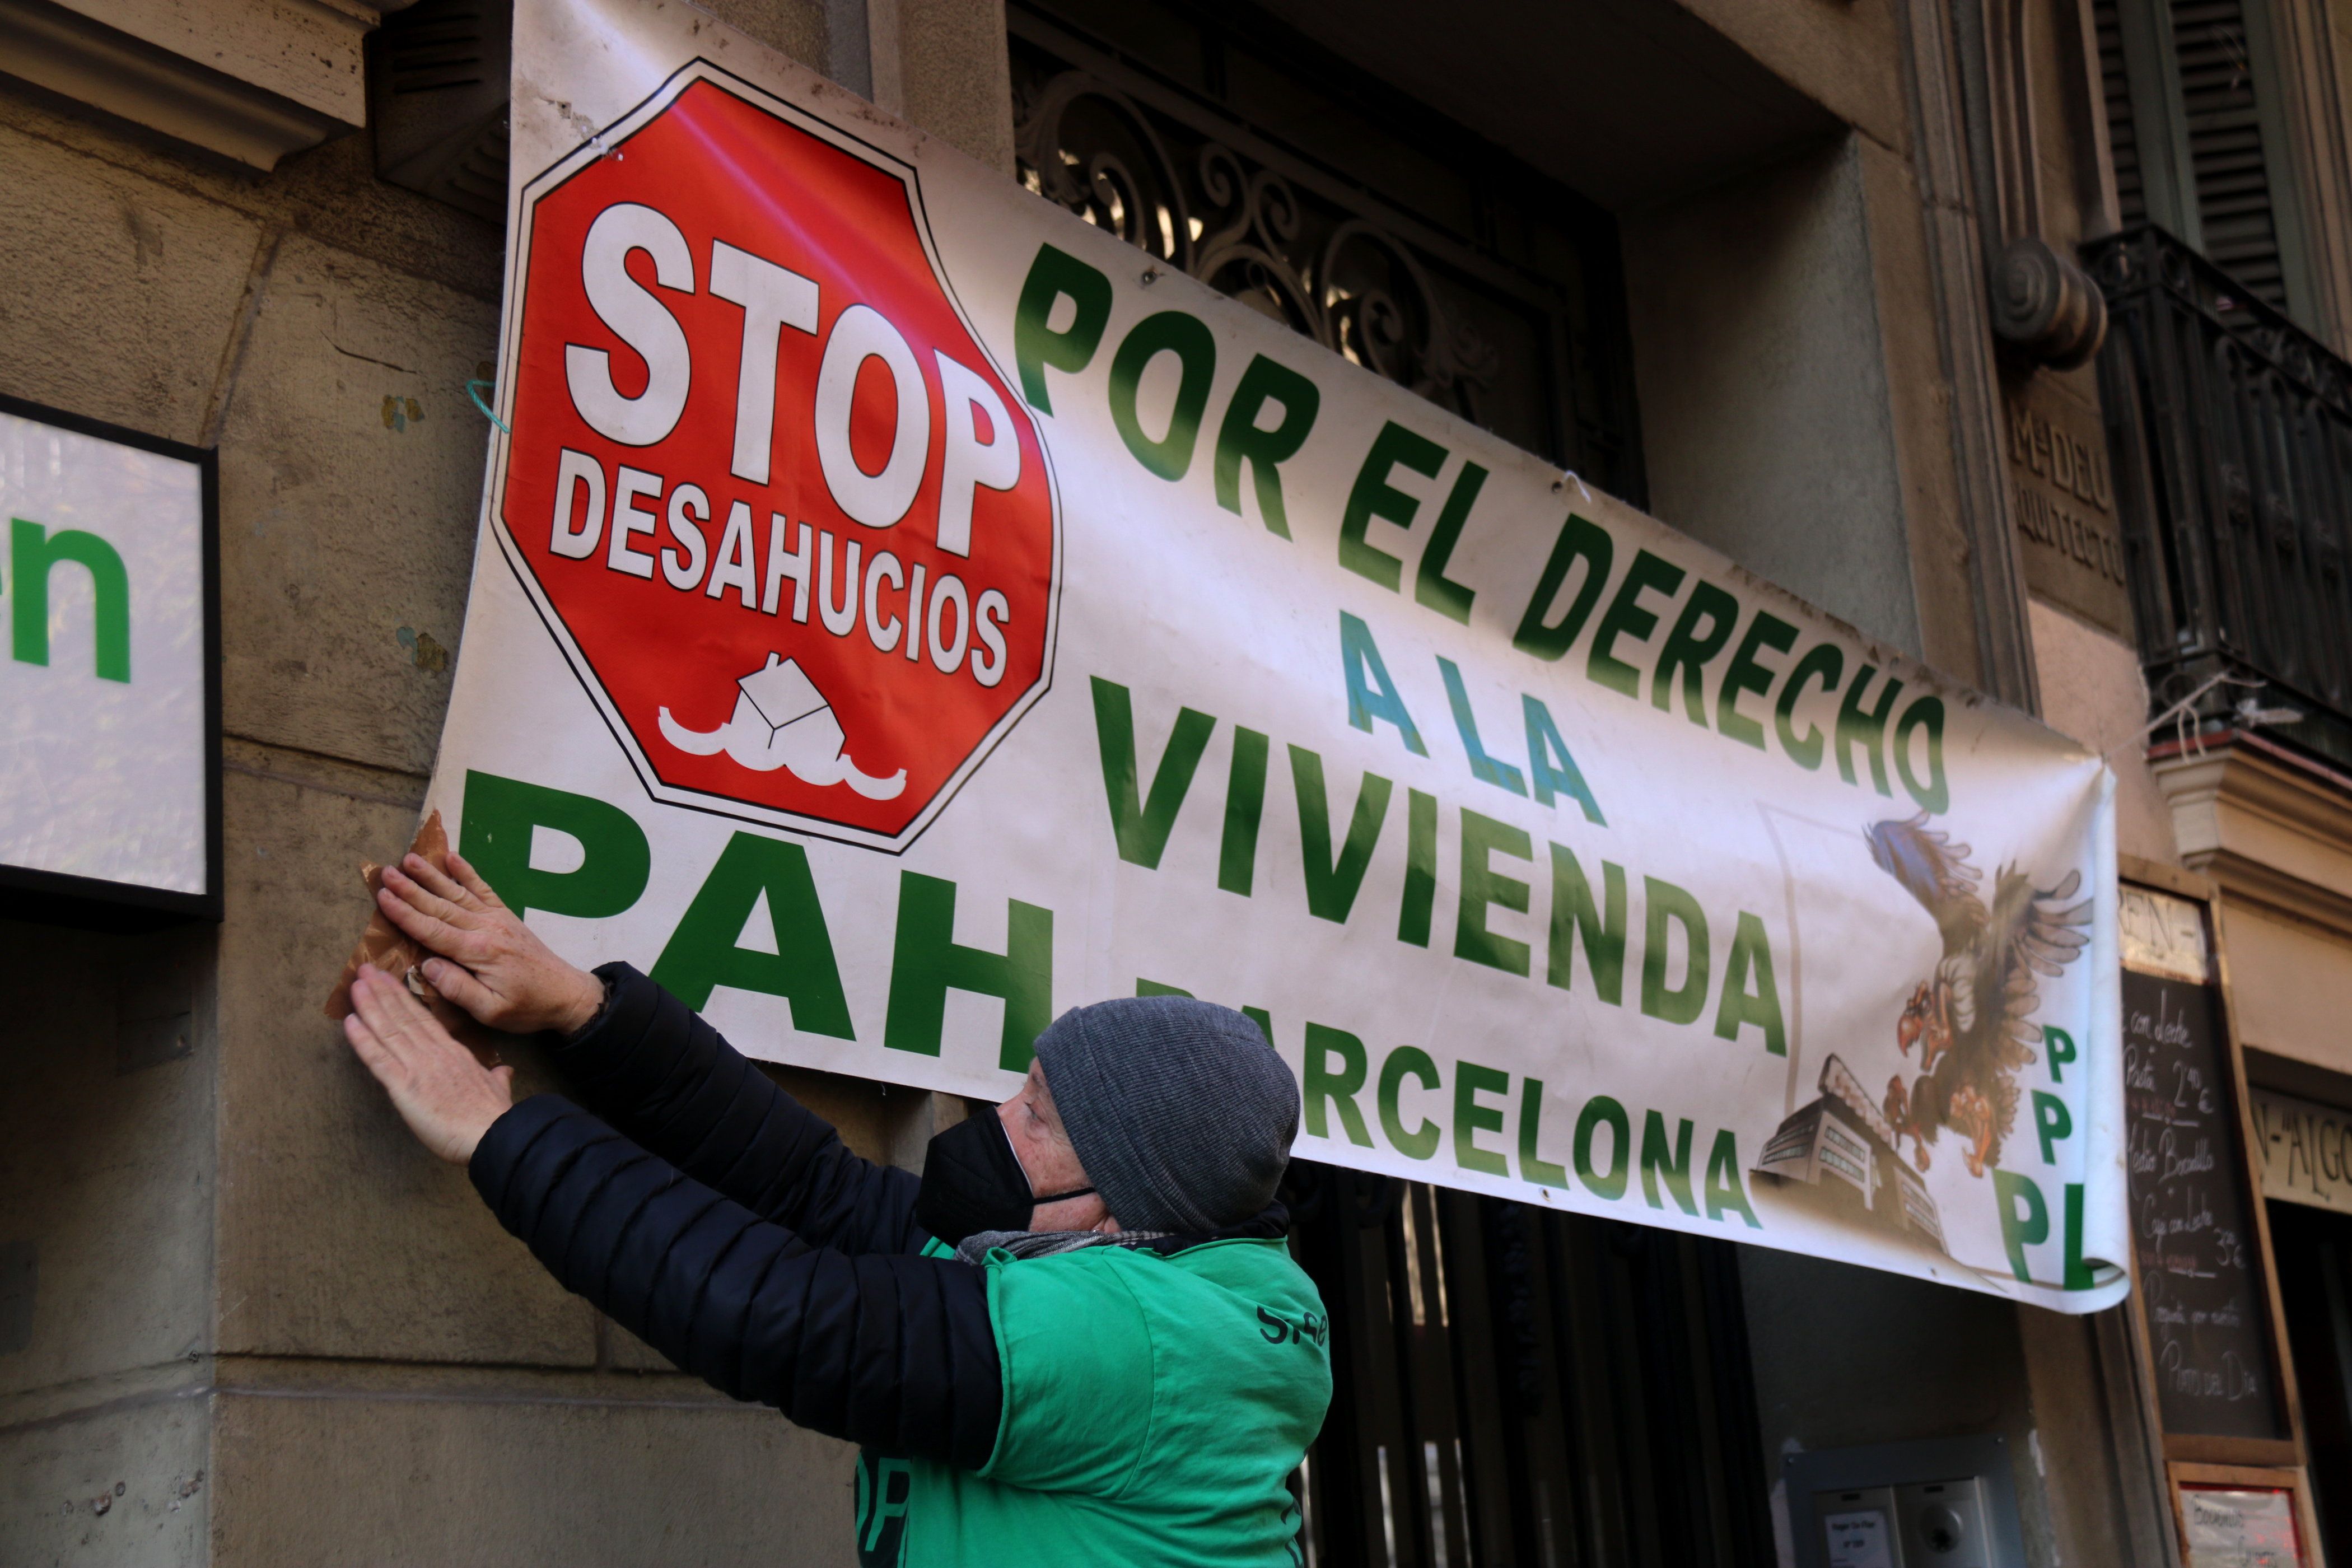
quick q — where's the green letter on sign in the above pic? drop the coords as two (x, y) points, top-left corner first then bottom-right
(1574, 1096), (1630, 1201)
(1378, 1046), (1442, 1161)
(12, 518), (129, 682)
(1640, 1110), (1697, 1214)
(1455, 808), (1534, 977)
(1214, 355), (1320, 537)
(1304, 1023), (1373, 1147)
(1291, 745), (1393, 924)
(1338, 421), (1446, 592)
(883, 872), (1053, 1072)
(1012, 245), (1112, 412)
(1519, 1077), (1569, 1188)
(649, 833), (853, 1035)
(459, 770), (650, 920)
(1454, 1060), (1510, 1175)
(1109, 311), (1216, 479)
(1640, 877), (1711, 1025)
(1713, 912), (1787, 1056)
(1705, 1131), (1760, 1226)
(1090, 677), (1216, 870)
(1995, 1170), (2050, 1283)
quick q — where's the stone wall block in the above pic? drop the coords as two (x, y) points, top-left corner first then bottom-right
(0, 1392), (211, 1567)
(209, 1380), (858, 1566)
(213, 234), (497, 777)
(0, 123), (262, 444)
(212, 764), (593, 1366)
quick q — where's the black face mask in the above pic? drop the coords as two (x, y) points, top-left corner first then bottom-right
(914, 1111), (1096, 1245)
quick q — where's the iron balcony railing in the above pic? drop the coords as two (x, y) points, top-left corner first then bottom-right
(2090, 225), (2352, 770)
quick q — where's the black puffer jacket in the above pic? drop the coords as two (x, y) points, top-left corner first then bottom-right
(467, 963), (1004, 1468)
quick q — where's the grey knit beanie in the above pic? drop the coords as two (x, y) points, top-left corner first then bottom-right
(1030, 995), (1299, 1234)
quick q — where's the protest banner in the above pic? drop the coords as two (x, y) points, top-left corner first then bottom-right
(428, 0), (2128, 1308)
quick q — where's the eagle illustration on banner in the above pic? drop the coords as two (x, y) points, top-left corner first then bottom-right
(1868, 814), (2093, 1178)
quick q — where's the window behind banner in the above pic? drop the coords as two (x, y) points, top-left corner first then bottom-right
(1278, 1164), (1772, 1568)
(1005, 0), (1645, 506)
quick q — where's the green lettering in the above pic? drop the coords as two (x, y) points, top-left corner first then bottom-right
(1650, 581), (1740, 725)
(1547, 846), (1626, 1005)
(1338, 422), (1445, 592)
(883, 872), (1053, 1071)
(1519, 1076), (1570, 1188)
(1513, 514), (1614, 662)
(1713, 912), (1787, 1055)
(1896, 696), (1949, 813)
(1378, 1045), (1442, 1160)
(1586, 549), (1686, 698)
(1640, 876), (1710, 1025)
(1212, 354), (1320, 538)
(1414, 462), (1484, 624)
(1455, 808), (1533, 977)
(1217, 725), (1270, 895)
(1716, 610), (1799, 750)
(459, 769), (650, 920)
(1574, 1096), (1631, 1201)
(2033, 1090), (2073, 1165)
(1995, 1169), (2050, 1283)
(1640, 1110), (1697, 1214)
(1291, 744), (1392, 923)
(1304, 1022), (1373, 1146)
(2045, 1025), (2075, 1084)
(1454, 1060), (1510, 1175)
(12, 518), (129, 681)
(647, 832), (853, 1035)
(2064, 1182), (2095, 1289)
(1109, 310), (1216, 480)
(1835, 663), (1903, 795)
(1775, 643), (1844, 770)
(1012, 244), (1112, 411)
(1398, 787), (1437, 947)
(1704, 1130), (1761, 1226)
(1089, 677), (1215, 870)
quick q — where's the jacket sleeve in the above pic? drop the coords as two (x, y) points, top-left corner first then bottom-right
(472, 1094), (1003, 1469)
(543, 962), (927, 1256)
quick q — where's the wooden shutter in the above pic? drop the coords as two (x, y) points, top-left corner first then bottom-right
(2097, 0), (2152, 228)
(2171, 0), (2290, 307)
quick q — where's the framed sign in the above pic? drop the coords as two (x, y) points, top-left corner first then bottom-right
(2169, 1463), (2321, 1568)
(2118, 860), (2327, 1565)
(0, 393), (219, 925)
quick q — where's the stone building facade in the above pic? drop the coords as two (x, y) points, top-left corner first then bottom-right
(6, 0), (2348, 1562)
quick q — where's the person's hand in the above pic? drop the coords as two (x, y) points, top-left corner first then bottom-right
(375, 850), (605, 1036)
(343, 965), (516, 1164)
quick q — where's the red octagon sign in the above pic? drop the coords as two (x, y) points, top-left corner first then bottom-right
(495, 67), (1058, 849)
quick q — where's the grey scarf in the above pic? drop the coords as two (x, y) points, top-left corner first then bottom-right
(954, 1226), (1173, 1266)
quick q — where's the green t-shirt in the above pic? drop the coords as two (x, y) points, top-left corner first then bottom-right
(852, 1237), (1331, 1566)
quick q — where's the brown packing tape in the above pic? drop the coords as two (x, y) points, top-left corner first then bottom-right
(322, 809), (502, 1067)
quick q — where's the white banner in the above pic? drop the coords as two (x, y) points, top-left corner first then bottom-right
(430, 0), (2129, 1309)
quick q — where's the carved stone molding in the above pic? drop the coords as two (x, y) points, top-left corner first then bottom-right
(2153, 731), (2352, 939)
(0, 0), (412, 170)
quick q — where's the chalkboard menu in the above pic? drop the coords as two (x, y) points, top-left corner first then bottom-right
(2124, 964), (2286, 1440)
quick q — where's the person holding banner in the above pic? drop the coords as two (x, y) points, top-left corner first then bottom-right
(339, 848), (1329, 1566)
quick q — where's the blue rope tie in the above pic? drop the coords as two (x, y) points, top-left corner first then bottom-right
(466, 377), (512, 435)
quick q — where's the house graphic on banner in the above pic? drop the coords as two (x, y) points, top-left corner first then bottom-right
(1756, 1054), (1947, 1253)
